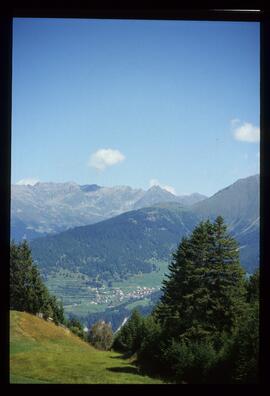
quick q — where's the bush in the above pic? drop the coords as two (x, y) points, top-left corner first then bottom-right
(163, 339), (218, 383)
(89, 320), (113, 350)
(137, 316), (168, 375)
(231, 302), (259, 383)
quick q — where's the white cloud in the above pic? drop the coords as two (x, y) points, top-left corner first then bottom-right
(16, 178), (40, 186)
(149, 179), (176, 195)
(232, 121), (260, 143)
(88, 148), (125, 171)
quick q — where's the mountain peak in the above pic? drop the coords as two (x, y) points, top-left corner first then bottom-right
(148, 185), (166, 192)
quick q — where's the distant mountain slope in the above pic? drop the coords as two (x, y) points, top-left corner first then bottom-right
(133, 185), (180, 209)
(192, 175), (259, 228)
(10, 311), (162, 384)
(11, 217), (47, 242)
(133, 186), (206, 209)
(192, 174), (259, 272)
(31, 175), (260, 282)
(177, 192), (207, 206)
(31, 206), (199, 281)
(11, 183), (144, 240)
(11, 181), (206, 241)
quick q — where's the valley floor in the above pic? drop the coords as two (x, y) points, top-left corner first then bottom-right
(10, 311), (164, 384)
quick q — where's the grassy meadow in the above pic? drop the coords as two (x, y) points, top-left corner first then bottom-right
(10, 311), (165, 384)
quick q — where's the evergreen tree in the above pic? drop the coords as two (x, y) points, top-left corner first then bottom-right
(156, 217), (246, 341)
(137, 315), (167, 374)
(67, 317), (85, 339)
(10, 240), (65, 324)
(204, 216), (247, 336)
(228, 268), (259, 383)
(10, 240), (48, 314)
(246, 269), (259, 303)
(113, 309), (144, 354)
(230, 300), (259, 383)
(49, 295), (65, 324)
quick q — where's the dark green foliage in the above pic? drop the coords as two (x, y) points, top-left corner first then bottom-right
(231, 301), (259, 383)
(10, 240), (47, 314)
(246, 269), (259, 303)
(10, 240), (65, 324)
(88, 320), (113, 350)
(113, 309), (144, 355)
(227, 269), (260, 382)
(111, 217), (258, 383)
(163, 339), (218, 383)
(156, 217), (247, 341)
(67, 317), (85, 339)
(136, 316), (167, 374)
(48, 295), (65, 325)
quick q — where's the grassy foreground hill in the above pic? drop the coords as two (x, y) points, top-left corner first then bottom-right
(10, 311), (164, 384)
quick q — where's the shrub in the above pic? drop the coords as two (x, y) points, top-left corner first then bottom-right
(88, 320), (113, 350)
(163, 339), (218, 383)
(231, 302), (259, 383)
(137, 316), (168, 375)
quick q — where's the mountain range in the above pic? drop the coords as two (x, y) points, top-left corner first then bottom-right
(11, 182), (206, 241)
(29, 175), (259, 280)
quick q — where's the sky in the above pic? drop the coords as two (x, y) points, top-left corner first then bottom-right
(12, 18), (260, 196)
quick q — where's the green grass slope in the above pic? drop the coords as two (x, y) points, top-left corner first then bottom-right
(10, 311), (164, 384)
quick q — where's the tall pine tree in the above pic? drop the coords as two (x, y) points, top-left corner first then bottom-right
(204, 216), (246, 335)
(10, 240), (65, 323)
(156, 217), (246, 342)
(10, 240), (47, 314)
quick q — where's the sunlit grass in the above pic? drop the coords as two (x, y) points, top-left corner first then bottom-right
(10, 311), (164, 384)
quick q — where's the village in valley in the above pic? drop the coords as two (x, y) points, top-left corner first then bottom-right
(78, 285), (157, 308)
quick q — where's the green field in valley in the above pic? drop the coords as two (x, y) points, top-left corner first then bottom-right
(10, 311), (165, 384)
(44, 260), (169, 317)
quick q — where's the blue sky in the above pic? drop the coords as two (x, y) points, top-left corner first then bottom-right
(12, 18), (260, 196)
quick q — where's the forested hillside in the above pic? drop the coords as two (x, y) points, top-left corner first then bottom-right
(31, 206), (199, 282)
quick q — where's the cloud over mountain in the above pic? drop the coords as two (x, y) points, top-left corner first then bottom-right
(88, 148), (125, 171)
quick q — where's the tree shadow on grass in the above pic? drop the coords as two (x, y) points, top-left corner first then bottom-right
(110, 351), (135, 360)
(110, 354), (127, 360)
(106, 366), (139, 375)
